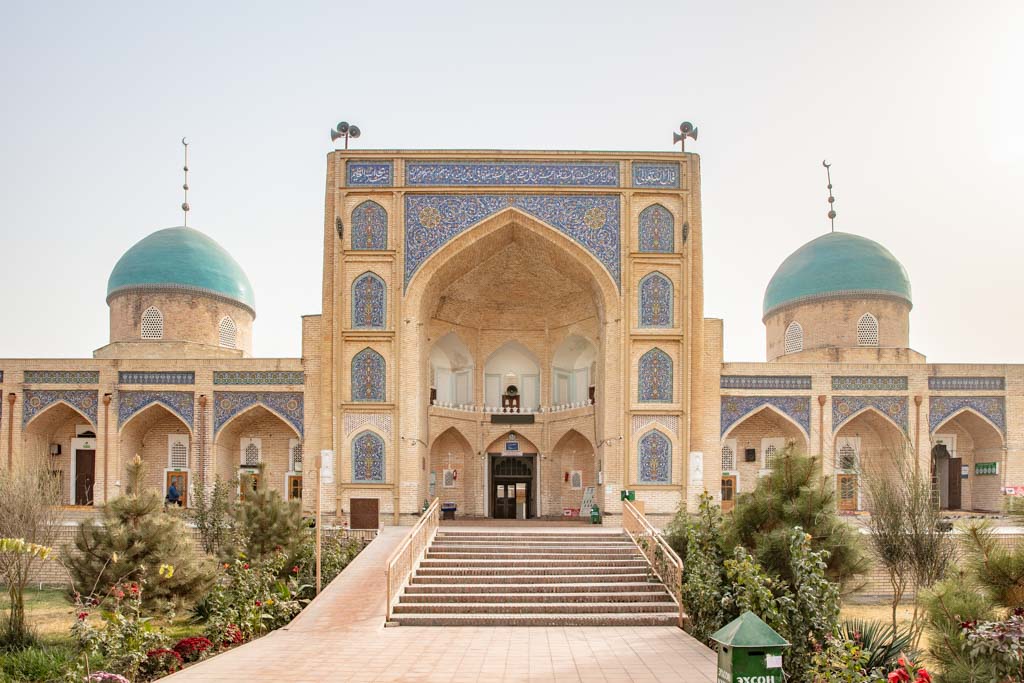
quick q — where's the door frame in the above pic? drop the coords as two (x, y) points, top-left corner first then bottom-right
(164, 469), (189, 508)
(74, 449), (96, 506)
(721, 474), (737, 513)
(489, 454), (536, 519)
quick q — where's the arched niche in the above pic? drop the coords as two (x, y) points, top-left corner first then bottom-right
(551, 334), (597, 406)
(213, 404), (301, 498)
(484, 340), (541, 412)
(119, 402), (192, 507)
(932, 409), (1005, 512)
(429, 332), (474, 406)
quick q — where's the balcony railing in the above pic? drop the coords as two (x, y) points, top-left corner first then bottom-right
(429, 400), (594, 415)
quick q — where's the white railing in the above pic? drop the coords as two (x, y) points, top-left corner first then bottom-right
(385, 497), (440, 622)
(621, 499), (685, 629)
(429, 400), (595, 415)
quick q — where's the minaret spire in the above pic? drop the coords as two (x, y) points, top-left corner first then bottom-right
(181, 137), (190, 227)
(822, 159), (836, 232)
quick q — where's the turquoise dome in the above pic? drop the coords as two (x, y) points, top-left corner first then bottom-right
(107, 227), (255, 312)
(763, 232), (911, 318)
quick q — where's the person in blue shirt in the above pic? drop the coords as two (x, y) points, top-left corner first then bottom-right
(166, 481), (181, 506)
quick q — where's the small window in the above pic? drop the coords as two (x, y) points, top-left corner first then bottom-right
(837, 436), (860, 471)
(570, 471), (583, 489)
(443, 469), (455, 488)
(241, 437), (262, 466)
(784, 321), (803, 354)
(857, 313), (879, 346)
(141, 306), (164, 339)
(761, 437), (785, 469)
(721, 439), (736, 471)
(219, 316), (237, 348)
(167, 435), (189, 469)
(289, 439), (303, 473)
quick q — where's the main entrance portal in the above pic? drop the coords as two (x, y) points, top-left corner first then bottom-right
(490, 454), (535, 519)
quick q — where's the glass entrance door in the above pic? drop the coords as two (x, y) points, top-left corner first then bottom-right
(494, 483), (516, 519)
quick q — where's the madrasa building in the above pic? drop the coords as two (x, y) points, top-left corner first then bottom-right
(1, 146), (1021, 527)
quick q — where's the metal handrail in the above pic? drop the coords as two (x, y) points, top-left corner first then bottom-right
(385, 497), (440, 622)
(621, 499), (686, 628)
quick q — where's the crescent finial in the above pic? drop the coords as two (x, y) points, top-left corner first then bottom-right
(182, 137), (188, 146)
(822, 159), (830, 169)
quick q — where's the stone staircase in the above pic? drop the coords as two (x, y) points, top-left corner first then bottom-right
(388, 529), (680, 626)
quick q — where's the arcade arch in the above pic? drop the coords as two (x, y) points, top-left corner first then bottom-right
(213, 405), (302, 499)
(932, 409), (1005, 511)
(119, 403), (192, 506)
(23, 402), (96, 506)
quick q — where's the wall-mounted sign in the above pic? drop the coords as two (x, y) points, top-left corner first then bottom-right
(962, 464), (969, 479)
(976, 462), (999, 476)
(1006, 486), (1024, 496)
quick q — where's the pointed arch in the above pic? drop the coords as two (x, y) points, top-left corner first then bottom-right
(118, 398), (193, 436)
(141, 306), (163, 339)
(857, 312), (879, 346)
(639, 271), (673, 328)
(351, 348), (386, 402)
(351, 200), (388, 250)
(931, 407), (1006, 446)
(638, 203), (675, 253)
(836, 405), (907, 437)
(638, 429), (672, 484)
(23, 399), (94, 432)
(351, 430), (386, 483)
(784, 321), (803, 354)
(638, 348), (673, 402)
(215, 402), (302, 440)
(722, 402), (811, 442)
(550, 427), (596, 453)
(351, 271), (386, 329)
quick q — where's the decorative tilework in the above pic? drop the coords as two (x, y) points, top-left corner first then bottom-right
(638, 348), (673, 403)
(720, 376), (812, 390)
(631, 414), (680, 437)
(928, 377), (1006, 391)
(351, 201), (388, 250)
(720, 396), (811, 436)
(832, 396), (908, 433)
(832, 376), (908, 391)
(405, 161), (619, 187)
(404, 194), (621, 288)
(213, 371), (304, 385)
(213, 391), (304, 436)
(119, 371), (195, 385)
(638, 430), (671, 484)
(632, 162), (680, 188)
(929, 396), (1006, 434)
(637, 204), (674, 253)
(23, 390), (98, 426)
(343, 413), (393, 436)
(118, 391), (194, 430)
(24, 370), (99, 384)
(352, 272), (386, 329)
(352, 430), (385, 483)
(639, 272), (673, 328)
(346, 161), (393, 187)
(352, 348), (386, 402)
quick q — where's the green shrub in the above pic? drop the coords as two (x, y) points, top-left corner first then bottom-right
(202, 553), (306, 645)
(678, 493), (725, 644)
(837, 618), (915, 675)
(230, 470), (305, 561)
(0, 643), (78, 682)
(921, 572), (997, 683)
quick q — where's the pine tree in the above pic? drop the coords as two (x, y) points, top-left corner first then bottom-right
(65, 456), (215, 610)
(232, 467), (306, 560)
(724, 444), (867, 587)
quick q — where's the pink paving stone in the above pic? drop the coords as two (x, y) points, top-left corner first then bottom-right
(163, 526), (718, 683)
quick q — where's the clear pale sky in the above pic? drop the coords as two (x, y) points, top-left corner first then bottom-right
(2, 1), (1022, 362)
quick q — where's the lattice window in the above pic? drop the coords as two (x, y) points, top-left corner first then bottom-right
(721, 439), (736, 471)
(762, 437), (785, 469)
(240, 437), (262, 466)
(219, 316), (237, 348)
(857, 313), (879, 346)
(167, 436), (189, 469)
(570, 471), (583, 489)
(837, 436), (860, 471)
(141, 306), (164, 339)
(443, 469), (455, 488)
(784, 321), (803, 354)
(289, 438), (303, 473)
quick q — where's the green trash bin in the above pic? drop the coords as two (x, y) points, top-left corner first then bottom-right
(590, 504), (601, 524)
(620, 490), (635, 502)
(709, 611), (789, 683)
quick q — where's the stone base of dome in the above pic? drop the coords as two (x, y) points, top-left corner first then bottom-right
(93, 340), (247, 360)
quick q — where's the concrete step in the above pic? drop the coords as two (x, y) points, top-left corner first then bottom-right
(411, 572), (656, 585)
(435, 533), (626, 540)
(393, 601), (680, 615)
(425, 552), (636, 560)
(404, 582), (668, 594)
(389, 613), (681, 627)
(431, 539), (633, 546)
(415, 566), (651, 577)
(419, 559), (647, 569)
(399, 591), (671, 604)
(428, 545), (637, 553)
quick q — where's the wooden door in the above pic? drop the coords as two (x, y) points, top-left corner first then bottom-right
(350, 498), (379, 529)
(75, 450), (95, 505)
(165, 471), (188, 507)
(721, 476), (736, 513)
(948, 457), (962, 510)
(837, 474), (858, 511)
(287, 475), (302, 501)
(494, 483), (515, 519)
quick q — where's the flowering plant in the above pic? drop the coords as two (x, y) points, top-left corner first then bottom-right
(139, 648), (184, 678)
(962, 611), (1024, 681)
(885, 656), (932, 683)
(173, 635), (215, 663)
(85, 674), (130, 683)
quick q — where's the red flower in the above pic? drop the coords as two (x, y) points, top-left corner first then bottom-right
(255, 600), (262, 607)
(77, 611), (89, 621)
(889, 670), (911, 683)
(292, 565), (300, 574)
(916, 670), (932, 683)
(113, 589), (125, 600)
(243, 563), (250, 569)
(898, 657), (908, 667)
(223, 624), (244, 645)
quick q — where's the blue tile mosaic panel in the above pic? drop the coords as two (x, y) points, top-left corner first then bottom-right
(23, 390), (98, 426)
(639, 272), (673, 328)
(404, 194), (621, 289)
(638, 348), (673, 403)
(632, 162), (680, 188)
(928, 377), (1006, 391)
(720, 396), (811, 436)
(352, 348), (386, 402)
(405, 161), (619, 187)
(352, 272), (386, 329)
(832, 395), (908, 433)
(352, 430), (385, 482)
(637, 204), (674, 253)
(24, 370), (99, 384)
(213, 371), (304, 385)
(637, 430), (671, 484)
(351, 201), (388, 250)
(346, 161), (393, 187)
(118, 391), (194, 430)
(720, 376), (812, 390)
(119, 371), (195, 385)
(832, 376), (908, 391)
(213, 391), (304, 436)
(929, 396), (1006, 434)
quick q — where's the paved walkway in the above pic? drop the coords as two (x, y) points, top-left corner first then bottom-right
(165, 527), (717, 682)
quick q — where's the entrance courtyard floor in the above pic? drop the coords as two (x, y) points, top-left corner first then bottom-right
(165, 525), (717, 682)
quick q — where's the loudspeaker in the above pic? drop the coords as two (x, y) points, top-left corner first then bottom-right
(744, 448), (756, 463)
